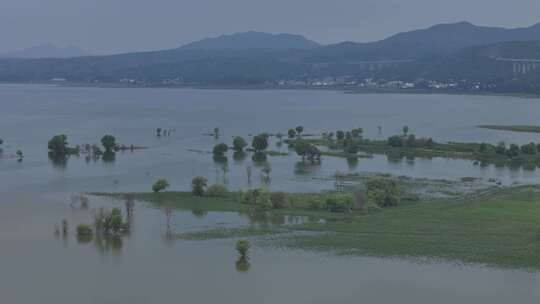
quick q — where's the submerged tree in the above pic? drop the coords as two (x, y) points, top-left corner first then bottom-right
(235, 239), (250, 258)
(16, 150), (23, 162)
(232, 136), (247, 152)
(48, 134), (69, 155)
(101, 135), (117, 152)
(251, 133), (269, 152)
(288, 128), (296, 138)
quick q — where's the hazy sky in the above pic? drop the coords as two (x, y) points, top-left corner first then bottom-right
(2, 0), (540, 54)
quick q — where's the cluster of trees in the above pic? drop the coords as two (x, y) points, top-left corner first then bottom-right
(76, 207), (130, 242)
(238, 188), (290, 211)
(480, 142), (540, 158)
(288, 126), (304, 138)
(156, 128), (175, 137)
(293, 140), (321, 163)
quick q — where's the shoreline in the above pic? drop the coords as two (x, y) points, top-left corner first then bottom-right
(1, 81), (540, 99)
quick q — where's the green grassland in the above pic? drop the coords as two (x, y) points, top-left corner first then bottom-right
(97, 186), (540, 269)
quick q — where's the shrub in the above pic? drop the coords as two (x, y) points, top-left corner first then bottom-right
(76, 224), (93, 236)
(152, 179), (170, 193)
(239, 188), (272, 210)
(325, 193), (354, 212)
(366, 178), (401, 208)
(207, 184), (227, 197)
(192, 176), (208, 196)
(235, 239), (250, 257)
(270, 192), (289, 209)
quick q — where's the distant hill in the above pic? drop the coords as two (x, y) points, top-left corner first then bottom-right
(1, 22), (540, 88)
(180, 31), (321, 50)
(309, 21), (540, 62)
(0, 43), (88, 59)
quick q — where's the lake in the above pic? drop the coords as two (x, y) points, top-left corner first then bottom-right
(1, 84), (540, 303)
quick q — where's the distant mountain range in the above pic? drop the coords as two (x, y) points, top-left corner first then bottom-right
(1, 22), (540, 91)
(0, 43), (88, 59)
(179, 31), (320, 50)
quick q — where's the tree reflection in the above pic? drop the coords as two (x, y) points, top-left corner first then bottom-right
(48, 152), (69, 169)
(233, 151), (247, 162)
(251, 152), (267, 166)
(191, 208), (208, 219)
(235, 256), (251, 273)
(346, 157), (359, 170)
(102, 150), (116, 163)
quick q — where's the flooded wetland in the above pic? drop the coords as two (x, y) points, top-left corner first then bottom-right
(1, 84), (540, 303)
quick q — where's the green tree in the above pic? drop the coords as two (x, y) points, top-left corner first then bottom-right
(252, 133), (269, 152)
(288, 128), (296, 138)
(213, 143), (229, 156)
(235, 240), (250, 257)
(101, 135), (117, 152)
(388, 135), (403, 147)
(336, 130), (345, 141)
(48, 134), (69, 155)
(152, 179), (170, 193)
(192, 176), (208, 196)
(294, 140), (311, 161)
(16, 150), (23, 162)
(351, 128), (363, 138)
(406, 134), (416, 147)
(521, 142), (537, 155)
(295, 126), (304, 136)
(403, 125), (409, 136)
(232, 137), (247, 152)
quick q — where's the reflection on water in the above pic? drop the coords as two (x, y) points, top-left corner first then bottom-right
(235, 256), (251, 273)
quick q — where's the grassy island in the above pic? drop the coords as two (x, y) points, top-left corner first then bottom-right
(96, 185), (540, 269)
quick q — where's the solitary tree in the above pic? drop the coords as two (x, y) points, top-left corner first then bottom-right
(288, 128), (296, 139)
(235, 239), (250, 258)
(295, 126), (304, 136)
(101, 135), (117, 152)
(213, 143), (229, 156)
(16, 150), (23, 162)
(152, 179), (170, 193)
(336, 130), (345, 141)
(403, 125), (409, 136)
(252, 133), (269, 152)
(48, 135), (69, 155)
(191, 176), (208, 196)
(232, 137), (247, 152)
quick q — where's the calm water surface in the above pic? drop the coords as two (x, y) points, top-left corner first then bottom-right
(1, 84), (540, 303)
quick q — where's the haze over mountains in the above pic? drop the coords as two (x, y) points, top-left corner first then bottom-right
(0, 43), (88, 59)
(1, 21), (540, 92)
(180, 31), (320, 50)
